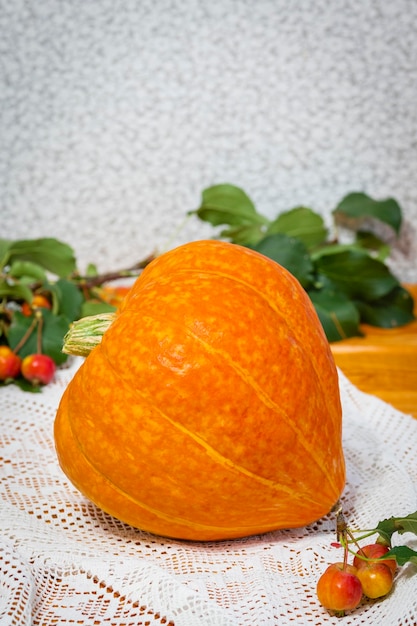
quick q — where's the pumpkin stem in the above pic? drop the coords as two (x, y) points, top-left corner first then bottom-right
(62, 312), (116, 357)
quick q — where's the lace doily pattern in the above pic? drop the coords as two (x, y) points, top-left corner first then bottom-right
(1, 358), (416, 625)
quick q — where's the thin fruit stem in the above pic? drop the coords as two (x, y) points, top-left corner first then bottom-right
(335, 508), (350, 570)
(13, 316), (38, 354)
(349, 530), (378, 543)
(36, 312), (43, 354)
(347, 528), (363, 551)
(335, 504), (347, 543)
(342, 536), (349, 570)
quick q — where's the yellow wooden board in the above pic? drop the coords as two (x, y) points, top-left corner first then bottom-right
(331, 284), (417, 418)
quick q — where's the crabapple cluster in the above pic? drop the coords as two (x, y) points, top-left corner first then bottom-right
(317, 543), (397, 615)
(0, 345), (56, 386)
(0, 295), (56, 387)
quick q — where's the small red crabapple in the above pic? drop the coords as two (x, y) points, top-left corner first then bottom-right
(356, 561), (393, 599)
(21, 294), (52, 316)
(0, 346), (22, 380)
(21, 354), (56, 385)
(316, 562), (363, 615)
(353, 543), (397, 576)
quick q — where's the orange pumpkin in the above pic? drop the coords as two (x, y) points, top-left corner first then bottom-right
(54, 240), (345, 541)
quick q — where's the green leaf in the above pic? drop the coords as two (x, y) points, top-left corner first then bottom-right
(0, 239), (12, 268)
(308, 288), (362, 342)
(192, 184), (269, 228)
(0, 279), (33, 303)
(80, 300), (117, 317)
(355, 286), (415, 328)
(219, 223), (265, 246)
(311, 242), (366, 260)
(251, 234), (315, 288)
(8, 377), (43, 393)
(6, 238), (77, 278)
(334, 192), (402, 235)
(49, 278), (84, 321)
(8, 260), (48, 282)
(311, 237), (391, 263)
(315, 249), (399, 301)
(8, 310), (69, 364)
(265, 207), (328, 249)
(355, 231), (391, 261)
(376, 511), (417, 544)
(40, 312), (71, 364)
(7, 312), (39, 354)
(85, 263), (99, 277)
(384, 545), (417, 567)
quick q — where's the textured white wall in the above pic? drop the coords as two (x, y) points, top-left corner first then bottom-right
(1, 0), (417, 280)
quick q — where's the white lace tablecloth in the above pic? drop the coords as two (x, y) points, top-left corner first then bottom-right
(1, 358), (417, 626)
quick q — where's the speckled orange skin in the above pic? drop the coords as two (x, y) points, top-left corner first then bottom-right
(54, 240), (345, 541)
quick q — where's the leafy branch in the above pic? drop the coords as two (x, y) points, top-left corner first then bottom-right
(190, 184), (415, 341)
(349, 510), (417, 567)
(0, 237), (154, 390)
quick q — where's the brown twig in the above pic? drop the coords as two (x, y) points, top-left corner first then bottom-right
(78, 253), (156, 289)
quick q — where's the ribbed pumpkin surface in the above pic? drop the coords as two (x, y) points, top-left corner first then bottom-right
(54, 240), (345, 541)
